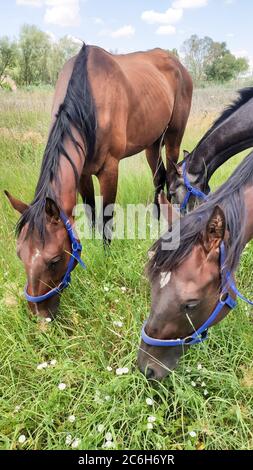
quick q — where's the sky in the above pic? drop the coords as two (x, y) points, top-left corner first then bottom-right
(1, 0), (253, 68)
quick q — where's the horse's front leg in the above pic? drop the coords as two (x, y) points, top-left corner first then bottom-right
(146, 141), (166, 220)
(97, 155), (119, 246)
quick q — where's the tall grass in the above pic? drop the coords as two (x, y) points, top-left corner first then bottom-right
(0, 85), (253, 450)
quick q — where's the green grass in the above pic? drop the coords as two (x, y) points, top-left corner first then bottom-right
(1, 86), (253, 450)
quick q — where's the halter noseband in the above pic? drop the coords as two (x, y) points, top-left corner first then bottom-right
(24, 211), (86, 303)
(141, 242), (253, 347)
(180, 161), (208, 211)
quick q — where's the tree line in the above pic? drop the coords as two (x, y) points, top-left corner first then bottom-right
(0, 25), (250, 89)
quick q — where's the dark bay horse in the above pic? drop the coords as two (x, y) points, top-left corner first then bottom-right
(168, 87), (253, 211)
(5, 44), (192, 318)
(138, 150), (253, 380)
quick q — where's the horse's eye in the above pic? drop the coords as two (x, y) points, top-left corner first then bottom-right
(184, 302), (199, 311)
(48, 256), (62, 270)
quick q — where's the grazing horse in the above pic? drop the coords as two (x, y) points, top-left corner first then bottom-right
(168, 87), (253, 212)
(5, 44), (192, 318)
(138, 150), (253, 380)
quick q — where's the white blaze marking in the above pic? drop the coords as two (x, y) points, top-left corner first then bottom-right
(160, 271), (171, 288)
(29, 249), (42, 314)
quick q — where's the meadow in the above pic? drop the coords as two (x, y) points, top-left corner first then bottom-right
(1, 82), (253, 451)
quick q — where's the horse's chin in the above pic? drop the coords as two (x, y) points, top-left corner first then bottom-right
(28, 296), (60, 319)
(137, 342), (183, 381)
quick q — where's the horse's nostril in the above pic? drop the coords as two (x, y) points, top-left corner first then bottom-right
(146, 367), (155, 380)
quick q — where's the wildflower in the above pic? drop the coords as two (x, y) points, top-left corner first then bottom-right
(106, 366), (112, 372)
(113, 320), (123, 327)
(201, 382), (206, 388)
(37, 362), (48, 370)
(45, 318), (52, 323)
(186, 367), (191, 373)
(116, 368), (123, 376)
(65, 434), (72, 445)
(189, 431), (197, 438)
(114, 299), (119, 303)
(68, 415), (76, 423)
(147, 416), (156, 423)
(105, 432), (113, 441)
(72, 438), (80, 448)
(197, 364), (202, 370)
(58, 382), (67, 391)
(122, 367), (129, 374)
(147, 423), (153, 430)
(121, 287), (127, 293)
(104, 286), (109, 292)
(50, 359), (57, 366)
(18, 434), (26, 444)
(14, 405), (21, 413)
(105, 395), (111, 401)
(97, 424), (104, 433)
(204, 389), (208, 396)
(103, 440), (115, 448)
(146, 398), (154, 406)
(191, 381), (196, 387)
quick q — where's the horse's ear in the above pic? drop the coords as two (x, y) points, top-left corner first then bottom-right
(203, 205), (226, 253)
(158, 191), (180, 225)
(4, 190), (28, 214)
(45, 198), (60, 222)
(183, 149), (190, 159)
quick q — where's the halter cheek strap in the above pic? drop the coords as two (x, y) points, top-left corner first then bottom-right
(141, 242), (251, 347)
(181, 161), (208, 211)
(24, 211), (86, 304)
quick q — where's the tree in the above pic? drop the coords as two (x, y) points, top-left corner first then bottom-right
(181, 34), (213, 83)
(0, 37), (17, 85)
(18, 25), (52, 85)
(47, 36), (81, 84)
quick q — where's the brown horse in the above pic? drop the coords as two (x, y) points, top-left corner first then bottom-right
(138, 150), (253, 380)
(5, 44), (192, 318)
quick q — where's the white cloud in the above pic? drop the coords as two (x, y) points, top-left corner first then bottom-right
(44, 1), (80, 27)
(141, 7), (183, 25)
(172, 0), (208, 8)
(66, 34), (83, 45)
(16, 0), (43, 6)
(46, 30), (57, 42)
(227, 33), (235, 38)
(225, 0), (235, 4)
(93, 17), (104, 25)
(111, 25), (135, 38)
(156, 25), (176, 35)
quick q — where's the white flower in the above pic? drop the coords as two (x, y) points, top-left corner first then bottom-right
(105, 395), (111, 401)
(113, 321), (123, 327)
(116, 368), (123, 376)
(201, 382), (206, 387)
(197, 364), (202, 370)
(18, 434), (26, 444)
(104, 286), (109, 292)
(103, 440), (115, 448)
(68, 415), (76, 423)
(147, 416), (156, 423)
(58, 382), (67, 391)
(65, 434), (72, 445)
(146, 398), (154, 406)
(106, 366), (112, 372)
(105, 432), (113, 441)
(45, 317), (52, 323)
(147, 423), (153, 430)
(97, 424), (104, 433)
(191, 381), (196, 387)
(50, 359), (57, 366)
(37, 362), (48, 370)
(72, 438), (80, 448)
(204, 389), (208, 396)
(121, 287), (127, 292)
(114, 299), (119, 303)
(122, 367), (129, 374)
(14, 405), (21, 413)
(186, 367), (191, 373)
(189, 431), (197, 438)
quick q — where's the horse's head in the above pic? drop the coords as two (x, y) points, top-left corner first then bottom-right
(5, 191), (73, 318)
(168, 152), (210, 213)
(138, 198), (229, 380)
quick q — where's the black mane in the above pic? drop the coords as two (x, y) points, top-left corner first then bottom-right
(148, 150), (253, 279)
(195, 87), (253, 150)
(16, 43), (97, 242)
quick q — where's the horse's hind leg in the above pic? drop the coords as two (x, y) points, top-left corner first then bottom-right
(97, 156), (119, 246)
(79, 173), (96, 229)
(146, 141), (166, 219)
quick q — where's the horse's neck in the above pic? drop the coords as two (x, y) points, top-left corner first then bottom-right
(242, 186), (253, 245)
(188, 101), (253, 180)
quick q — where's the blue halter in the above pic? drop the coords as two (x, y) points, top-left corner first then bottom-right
(24, 211), (86, 303)
(141, 242), (253, 347)
(181, 161), (208, 211)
